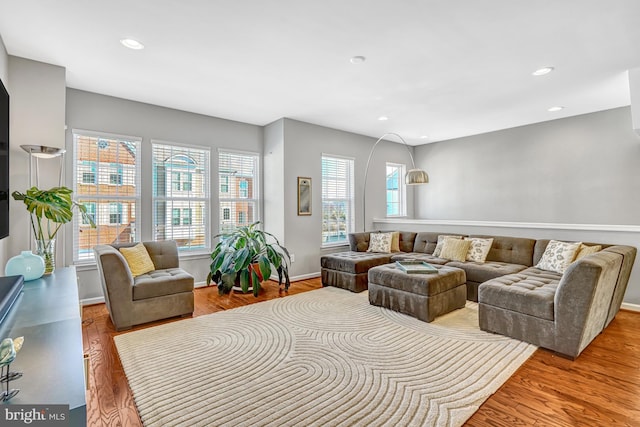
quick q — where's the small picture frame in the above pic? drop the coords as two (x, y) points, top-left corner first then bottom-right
(297, 177), (311, 216)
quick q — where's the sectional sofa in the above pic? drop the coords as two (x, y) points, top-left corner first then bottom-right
(320, 231), (636, 358)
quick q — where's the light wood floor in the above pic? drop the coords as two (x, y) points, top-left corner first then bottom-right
(82, 278), (640, 426)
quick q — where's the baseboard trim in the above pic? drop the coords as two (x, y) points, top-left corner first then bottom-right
(621, 302), (640, 312)
(372, 218), (640, 233)
(290, 272), (321, 282)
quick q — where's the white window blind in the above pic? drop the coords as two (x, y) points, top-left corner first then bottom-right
(73, 131), (141, 262)
(386, 162), (406, 217)
(322, 155), (354, 246)
(219, 150), (259, 233)
(152, 142), (210, 252)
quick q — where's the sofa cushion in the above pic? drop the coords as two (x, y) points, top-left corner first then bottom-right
(390, 232), (401, 252)
(465, 237), (494, 263)
(536, 240), (582, 273)
(367, 232), (393, 253)
(390, 252), (450, 265)
(119, 243), (155, 277)
(440, 238), (472, 261)
(575, 244), (602, 260)
(433, 235), (464, 257)
(478, 267), (562, 320)
(445, 261), (527, 284)
(133, 268), (194, 300)
(321, 251), (392, 274)
(470, 235), (536, 266)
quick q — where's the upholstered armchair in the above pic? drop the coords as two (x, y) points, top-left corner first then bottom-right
(94, 241), (194, 331)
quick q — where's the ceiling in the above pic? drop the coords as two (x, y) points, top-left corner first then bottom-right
(1, 0), (639, 144)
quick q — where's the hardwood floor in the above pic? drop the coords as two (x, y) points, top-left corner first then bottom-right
(82, 278), (640, 426)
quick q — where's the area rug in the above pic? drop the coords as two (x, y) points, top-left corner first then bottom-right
(115, 287), (536, 427)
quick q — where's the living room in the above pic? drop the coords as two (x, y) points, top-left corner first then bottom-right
(0, 1), (639, 426)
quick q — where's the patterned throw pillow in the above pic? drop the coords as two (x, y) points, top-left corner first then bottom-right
(390, 232), (401, 252)
(439, 238), (472, 262)
(367, 232), (393, 253)
(432, 235), (463, 257)
(119, 243), (156, 277)
(536, 240), (582, 273)
(465, 237), (494, 263)
(574, 244), (602, 260)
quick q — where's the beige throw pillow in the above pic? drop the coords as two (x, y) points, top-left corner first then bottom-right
(367, 232), (393, 253)
(440, 238), (472, 262)
(432, 235), (463, 257)
(390, 232), (401, 252)
(574, 244), (602, 260)
(120, 243), (155, 277)
(536, 240), (582, 273)
(465, 237), (494, 263)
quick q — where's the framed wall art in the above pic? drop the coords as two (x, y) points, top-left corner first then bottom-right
(297, 177), (311, 216)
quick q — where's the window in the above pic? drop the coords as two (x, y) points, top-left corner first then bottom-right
(109, 203), (123, 224)
(152, 142), (210, 252)
(322, 155), (354, 246)
(386, 163), (406, 217)
(219, 150), (260, 233)
(73, 131), (141, 262)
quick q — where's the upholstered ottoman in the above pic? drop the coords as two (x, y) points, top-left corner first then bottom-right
(321, 252), (392, 292)
(368, 264), (467, 322)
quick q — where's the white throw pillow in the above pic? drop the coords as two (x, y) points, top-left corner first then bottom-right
(367, 232), (393, 253)
(536, 240), (582, 273)
(465, 237), (494, 263)
(432, 235), (462, 257)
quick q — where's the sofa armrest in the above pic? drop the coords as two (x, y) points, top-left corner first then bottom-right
(94, 244), (135, 329)
(554, 251), (622, 357)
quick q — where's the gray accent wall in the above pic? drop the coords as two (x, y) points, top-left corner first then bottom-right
(65, 89), (263, 300)
(413, 106), (640, 303)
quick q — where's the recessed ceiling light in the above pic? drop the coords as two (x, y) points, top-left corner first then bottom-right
(120, 38), (144, 50)
(548, 106), (564, 112)
(350, 56), (366, 64)
(532, 67), (554, 76)
(420, 135), (429, 139)
(378, 116), (389, 121)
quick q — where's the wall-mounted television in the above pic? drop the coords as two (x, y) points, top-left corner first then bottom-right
(0, 77), (8, 240)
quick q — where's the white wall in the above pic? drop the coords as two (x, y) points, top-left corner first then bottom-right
(65, 89), (263, 301)
(0, 36), (8, 269)
(412, 107), (640, 304)
(7, 56), (66, 264)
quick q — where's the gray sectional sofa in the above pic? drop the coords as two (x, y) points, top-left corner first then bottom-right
(320, 231), (636, 358)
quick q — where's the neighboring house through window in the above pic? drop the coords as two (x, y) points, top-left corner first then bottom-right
(218, 150), (260, 233)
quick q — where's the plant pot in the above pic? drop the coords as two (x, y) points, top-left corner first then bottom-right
(231, 263), (264, 293)
(35, 238), (56, 275)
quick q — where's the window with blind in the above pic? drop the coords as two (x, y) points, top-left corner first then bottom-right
(73, 131), (141, 262)
(152, 142), (210, 251)
(386, 162), (406, 216)
(322, 155), (354, 246)
(219, 150), (259, 233)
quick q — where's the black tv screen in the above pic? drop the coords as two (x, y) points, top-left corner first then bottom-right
(0, 77), (8, 240)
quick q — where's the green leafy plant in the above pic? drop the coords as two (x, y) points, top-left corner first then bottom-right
(207, 221), (290, 297)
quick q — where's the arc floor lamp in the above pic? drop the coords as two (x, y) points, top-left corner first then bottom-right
(362, 133), (428, 231)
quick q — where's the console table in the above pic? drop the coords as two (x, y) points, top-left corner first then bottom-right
(0, 266), (86, 426)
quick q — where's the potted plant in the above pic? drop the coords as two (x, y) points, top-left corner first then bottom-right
(207, 221), (291, 297)
(12, 186), (95, 274)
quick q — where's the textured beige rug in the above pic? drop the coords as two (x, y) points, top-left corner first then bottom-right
(115, 287), (536, 427)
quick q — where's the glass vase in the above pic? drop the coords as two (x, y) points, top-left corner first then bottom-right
(5, 250), (46, 281)
(35, 238), (56, 275)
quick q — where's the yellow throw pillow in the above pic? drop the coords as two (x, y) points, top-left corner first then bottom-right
(390, 232), (401, 252)
(574, 244), (602, 260)
(440, 238), (472, 262)
(120, 243), (156, 277)
(432, 235), (463, 257)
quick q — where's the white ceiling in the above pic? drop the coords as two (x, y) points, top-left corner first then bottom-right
(1, 0), (639, 144)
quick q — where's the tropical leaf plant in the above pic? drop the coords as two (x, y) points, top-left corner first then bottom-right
(207, 221), (290, 297)
(12, 186), (96, 241)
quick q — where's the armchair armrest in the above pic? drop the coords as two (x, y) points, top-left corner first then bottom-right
(94, 244), (135, 330)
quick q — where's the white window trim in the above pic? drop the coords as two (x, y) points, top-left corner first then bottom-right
(218, 148), (261, 233)
(321, 153), (355, 248)
(386, 162), (407, 217)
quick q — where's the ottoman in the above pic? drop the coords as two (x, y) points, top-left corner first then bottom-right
(321, 252), (392, 292)
(368, 264), (467, 322)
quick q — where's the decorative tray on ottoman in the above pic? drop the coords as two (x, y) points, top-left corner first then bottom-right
(394, 261), (438, 274)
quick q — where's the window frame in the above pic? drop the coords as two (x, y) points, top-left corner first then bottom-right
(321, 154), (355, 248)
(385, 162), (407, 217)
(72, 129), (142, 264)
(218, 149), (261, 233)
(152, 140), (211, 253)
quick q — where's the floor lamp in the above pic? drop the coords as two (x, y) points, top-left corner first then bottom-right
(362, 133), (429, 231)
(20, 144), (67, 250)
